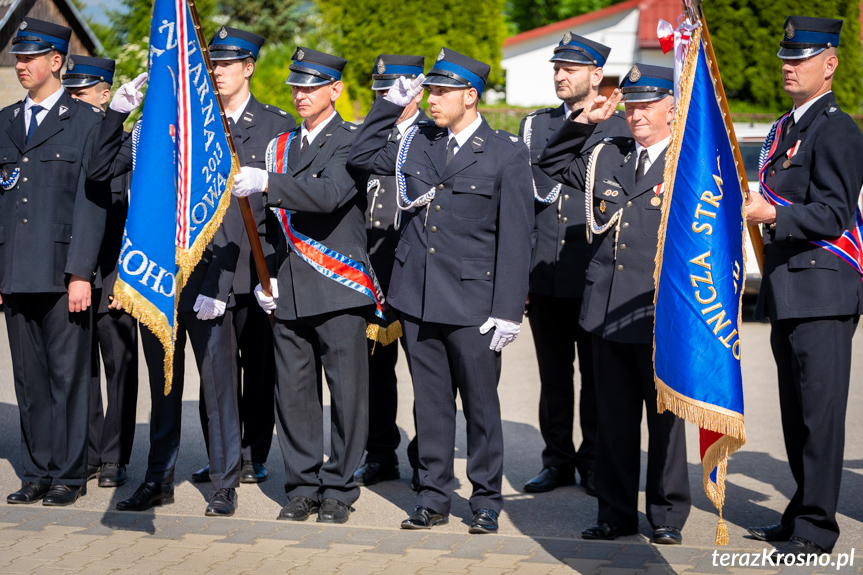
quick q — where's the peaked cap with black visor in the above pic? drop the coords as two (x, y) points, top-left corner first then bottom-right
(422, 48), (490, 98)
(209, 26), (265, 62)
(777, 15), (842, 60)
(62, 55), (115, 88)
(372, 54), (425, 91)
(618, 63), (674, 103)
(10, 17), (71, 55)
(550, 31), (610, 67)
(285, 47), (347, 87)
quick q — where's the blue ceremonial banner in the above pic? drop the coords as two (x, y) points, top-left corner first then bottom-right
(114, 0), (237, 392)
(653, 18), (746, 545)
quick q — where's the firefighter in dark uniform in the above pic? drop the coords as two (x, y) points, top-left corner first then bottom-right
(191, 26), (296, 486)
(539, 64), (691, 544)
(520, 32), (628, 496)
(87, 75), (243, 520)
(61, 55), (138, 490)
(745, 16), (863, 557)
(348, 48), (534, 534)
(353, 54), (426, 491)
(231, 47), (371, 525)
(1, 18), (106, 506)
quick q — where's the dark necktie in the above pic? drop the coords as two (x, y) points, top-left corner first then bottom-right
(389, 126), (401, 142)
(26, 105), (43, 144)
(445, 137), (457, 167)
(635, 149), (649, 184)
(300, 135), (309, 155)
(779, 114), (797, 149)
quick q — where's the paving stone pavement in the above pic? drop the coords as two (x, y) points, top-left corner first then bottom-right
(1, 317), (862, 574)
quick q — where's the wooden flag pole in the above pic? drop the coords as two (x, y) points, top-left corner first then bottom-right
(688, 0), (765, 275)
(187, 0), (275, 328)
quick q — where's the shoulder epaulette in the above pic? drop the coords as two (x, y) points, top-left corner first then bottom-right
(339, 120), (358, 131)
(71, 98), (103, 115)
(601, 136), (633, 146)
(527, 107), (555, 117)
(262, 103), (291, 117)
(492, 129), (522, 145)
(1, 100), (24, 114)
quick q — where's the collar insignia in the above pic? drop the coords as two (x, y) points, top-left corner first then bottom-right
(59, 105), (68, 115)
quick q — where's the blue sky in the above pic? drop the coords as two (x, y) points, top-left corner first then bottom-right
(78, 0), (110, 25)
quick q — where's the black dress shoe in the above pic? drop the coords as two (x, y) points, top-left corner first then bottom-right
(116, 482), (174, 511)
(42, 485), (85, 506)
(410, 468), (420, 491)
(523, 467), (576, 493)
(353, 462), (399, 486)
(469, 509), (499, 534)
(98, 463), (127, 488)
(278, 496), (320, 521)
(318, 498), (352, 523)
(653, 526), (683, 545)
(7, 483), (51, 504)
(205, 488), (237, 517)
(191, 466), (210, 482)
(239, 462), (268, 483)
(86, 465), (100, 481)
(578, 468), (597, 497)
(401, 506), (448, 529)
(775, 536), (825, 560)
(582, 522), (637, 540)
(747, 523), (793, 541)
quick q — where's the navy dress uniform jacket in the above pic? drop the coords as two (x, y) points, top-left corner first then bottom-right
(209, 96), (296, 298)
(0, 93), (107, 292)
(521, 106), (629, 298)
(539, 121), (666, 344)
(756, 94), (863, 320)
(348, 99), (534, 326)
(265, 113), (371, 321)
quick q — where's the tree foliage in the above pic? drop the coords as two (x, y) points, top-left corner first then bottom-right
(505, 0), (629, 34)
(708, 0), (863, 114)
(316, 0), (508, 118)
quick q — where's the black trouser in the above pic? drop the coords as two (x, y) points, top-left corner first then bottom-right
(365, 333), (418, 469)
(274, 308), (369, 506)
(402, 314), (504, 515)
(771, 315), (857, 553)
(140, 311), (241, 489)
(592, 336), (691, 531)
(89, 302), (138, 467)
(199, 293), (275, 464)
(4, 292), (91, 486)
(528, 293), (596, 474)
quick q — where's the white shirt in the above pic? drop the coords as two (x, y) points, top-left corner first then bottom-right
(301, 109), (338, 146)
(24, 87), (65, 134)
(394, 111), (420, 139)
(226, 93), (252, 124)
(447, 113), (483, 156)
(792, 91), (831, 123)
(634, 135), (671, 176)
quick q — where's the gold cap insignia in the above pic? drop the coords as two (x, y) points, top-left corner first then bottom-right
(19, 20), (27, 30)
(437, 48), (445, 62)
(377, 58), (386, 74)
(219, 26), (228, 39)
(296, 48), (305, 61)
(785, 22), (795, 39)
(67, 56), (75, 70)
(629, 65), (641, 83)
(562, 31), (572, 44)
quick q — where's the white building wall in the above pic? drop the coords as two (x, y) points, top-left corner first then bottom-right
(502, 9), (672, 108)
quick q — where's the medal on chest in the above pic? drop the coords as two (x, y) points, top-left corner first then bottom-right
(1, 168), (20, 191)
(650, 183), (664, 207)
(782, 140), (801, 169)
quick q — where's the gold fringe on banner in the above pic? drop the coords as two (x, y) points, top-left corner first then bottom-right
(651, 23), (747, 545)
(113, 278), (176, 395)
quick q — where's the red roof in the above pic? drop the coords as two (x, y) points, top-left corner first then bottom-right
(504, 0), (684, 49)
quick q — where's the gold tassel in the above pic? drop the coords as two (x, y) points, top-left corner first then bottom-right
(716, 516), (729, 546)
(366, 319), (402, 347)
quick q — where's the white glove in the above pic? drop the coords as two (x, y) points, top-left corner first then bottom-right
(384, 74), (425, 107)
(479, 317), (521, 352)
(232, 166), (268, 197)
(194, 295), (226, 320)
(109, 72), (148, 113)
(254, 279), (279, 314)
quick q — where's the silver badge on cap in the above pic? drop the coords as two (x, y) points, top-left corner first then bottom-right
(218, 26), (228, 39)
(297, 48), (305, 61)
(19, 20), (27, 30)
(67, 56), (75, 71)
(786, 22), (795, 39)
(562, 31), (572, 44)
(377, 58), (386, 74)
(629, 65), (641, 83)
(437, 48), (445, 62)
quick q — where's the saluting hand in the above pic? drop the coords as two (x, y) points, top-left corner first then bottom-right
(109, 72), (149, 114)
(68, 275), (91, 313)
(384, 74), (426, 107)
(581, 89), (623, 125)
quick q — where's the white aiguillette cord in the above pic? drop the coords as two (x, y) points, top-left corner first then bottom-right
(584, 143), (624, 259)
